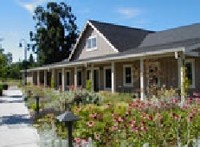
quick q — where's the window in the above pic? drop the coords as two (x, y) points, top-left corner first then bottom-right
(185, 60), (195, 88)
(104, 67), (111, 89)
(123, 65), (133, 86)
(65, 71), (70, 86)
(86, 36), (97, 51)
(58, 72), (62, 86)
(77, 70), (82, 86)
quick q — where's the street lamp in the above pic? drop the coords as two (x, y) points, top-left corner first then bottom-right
(19, 39), (28, 86)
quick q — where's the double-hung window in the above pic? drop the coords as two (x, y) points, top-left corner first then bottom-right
(86, 36), (97, 51)
(123, 65), (133, 86)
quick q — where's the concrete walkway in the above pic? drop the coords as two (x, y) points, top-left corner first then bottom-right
(0, 86), (39, 147)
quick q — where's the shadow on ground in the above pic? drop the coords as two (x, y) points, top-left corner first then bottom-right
(0, 114), (32, 125)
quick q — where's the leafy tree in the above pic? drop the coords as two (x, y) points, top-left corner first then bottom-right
(30, 2), (78, 65)
(7, 62), (22, 79)
(0, 49), (8, 80)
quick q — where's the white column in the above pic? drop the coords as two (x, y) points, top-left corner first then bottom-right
(74, 67), (77, 88)
(91, 64), (94, 91)
(37, 70), (40, 86)
(178, 52), (185, 104)
(111, 62), (115, 93)
(62, 68), (65, 91)
(140, 58), (144, 100)
(44, 70), (47, 87)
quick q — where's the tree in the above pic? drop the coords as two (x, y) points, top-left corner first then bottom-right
(30, 2), (78, 65)
(0, 49), (8, 80)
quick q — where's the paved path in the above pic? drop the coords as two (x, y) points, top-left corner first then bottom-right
(0, 86), (39, 147)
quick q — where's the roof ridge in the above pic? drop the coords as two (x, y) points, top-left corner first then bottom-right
(88, 19), (154, 32)
(156, 22), (200, 33)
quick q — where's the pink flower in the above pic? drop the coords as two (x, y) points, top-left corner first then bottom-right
(111, 124), (118, 131)
(86, 121), (95, 127)
(89, 113), (97, 119)
(74, 137), (81, 144)
(94, 133), (101, 141)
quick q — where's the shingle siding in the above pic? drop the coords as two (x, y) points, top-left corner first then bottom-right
(72, 25), (117, 61)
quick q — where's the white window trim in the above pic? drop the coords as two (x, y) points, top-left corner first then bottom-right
(86, 35), (97, 51)
(65, 70), (71, 86)
(123, 65), (133, 87)
(185, 59), (195, 88)
(104, 66), (111, 90)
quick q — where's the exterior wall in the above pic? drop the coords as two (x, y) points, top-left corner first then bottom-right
(115, 61), (140, 93)
(72, 25), (117, 60)
(27, 72), (33, 84)
(159, 57), (178, 88)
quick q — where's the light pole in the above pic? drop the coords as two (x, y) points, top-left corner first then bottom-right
(19, 39), (28, 86)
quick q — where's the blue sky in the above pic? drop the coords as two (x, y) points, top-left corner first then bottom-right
(0, 0), (200, 62)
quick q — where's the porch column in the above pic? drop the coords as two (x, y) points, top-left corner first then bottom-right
(62, 68), (65, 91)
(140, 58), (145, 100)
(111, 62), (115, 93)
(91, 64), (94, 91)
(178, 52), (185, 104)
(37, 70), (40, 86)
(74, 67), (77, 88)
(44, 70), (47, 87)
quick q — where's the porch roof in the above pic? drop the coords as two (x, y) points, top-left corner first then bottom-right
(27, 35), (200, 72)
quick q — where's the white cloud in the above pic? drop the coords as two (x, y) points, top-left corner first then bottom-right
(16, 0), (49, 14)
(117, 7), (141, 19)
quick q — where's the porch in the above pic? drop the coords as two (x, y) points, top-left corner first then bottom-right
(27, 51), (200, 99)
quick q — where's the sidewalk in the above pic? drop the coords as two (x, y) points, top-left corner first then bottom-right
(0, 86), (39, 147)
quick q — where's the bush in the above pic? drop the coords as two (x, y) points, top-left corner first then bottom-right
(86, 80), (92, 92)
(0, 84), (3, 96)
(2, 83), (8, 90)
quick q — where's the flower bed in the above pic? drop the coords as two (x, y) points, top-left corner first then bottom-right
(72, 98), (200, 146)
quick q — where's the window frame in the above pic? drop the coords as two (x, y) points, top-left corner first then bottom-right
(86, 36), (97, 51)
(123, 65), (133, 87)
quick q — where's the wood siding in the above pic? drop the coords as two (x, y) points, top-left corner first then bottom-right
(72, 25), (117, 60)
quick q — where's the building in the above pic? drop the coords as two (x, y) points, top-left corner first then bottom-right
(26, 20), (200, 99)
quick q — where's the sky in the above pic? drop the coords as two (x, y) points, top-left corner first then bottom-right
(0, 0), (200, 62)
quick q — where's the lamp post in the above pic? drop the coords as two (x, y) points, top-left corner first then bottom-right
(19, 39), (28, 86)
(56, 109), (80, 147)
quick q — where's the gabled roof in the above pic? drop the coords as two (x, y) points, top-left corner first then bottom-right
(140, 23), (200, 48)
(68, 20), (153, 61)
(89, 20), (154, 52)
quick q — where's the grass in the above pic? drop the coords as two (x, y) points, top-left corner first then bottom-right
(99, 91), (133, 104)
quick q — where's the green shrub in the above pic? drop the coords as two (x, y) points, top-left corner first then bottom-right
(0, 84), (3, 96)
(2, 83), (8, 90)
(86, 80), (92, 92)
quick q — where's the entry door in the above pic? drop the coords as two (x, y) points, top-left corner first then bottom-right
(147, 62), (160, 95)
(86, 69), (99, 91)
